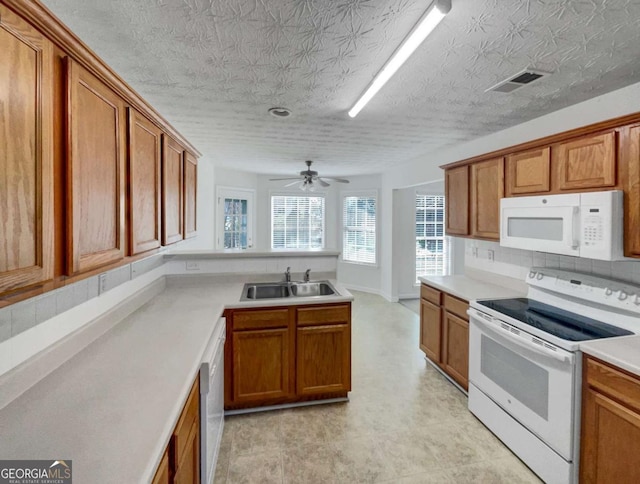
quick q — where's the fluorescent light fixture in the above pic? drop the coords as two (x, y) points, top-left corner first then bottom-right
(348, 0), (451, 118)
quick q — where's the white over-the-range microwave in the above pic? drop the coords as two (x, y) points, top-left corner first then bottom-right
(500, 190), (624, 261)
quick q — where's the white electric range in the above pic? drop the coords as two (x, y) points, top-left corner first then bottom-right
(467, 267), (640, 484)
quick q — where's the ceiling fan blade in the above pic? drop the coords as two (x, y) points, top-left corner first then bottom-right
(283, 180), (301, 187)
(316, 178), (330, 187)
(320, 177), (350, 183)
(269, 177), (302, 181)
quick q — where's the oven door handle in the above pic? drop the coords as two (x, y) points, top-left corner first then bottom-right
(469, 310), (572, 364)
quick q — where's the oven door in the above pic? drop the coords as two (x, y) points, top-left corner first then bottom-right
(469, 310), (576, 460)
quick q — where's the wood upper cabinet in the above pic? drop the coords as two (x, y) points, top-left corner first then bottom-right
(445, 165), (469, 236)
(555, 132), (616, 190)
(183, 152), (197, 239)
(128, 109), (162, 255)
(622, 125), (640, 257)
(0, 5), (54, 295)
(162, 135), (184, 245)
(506, 147), (550, 195)
(470, 157), (504, 240)
(581, 356), (640, 483)
(66, 58), (126, 275)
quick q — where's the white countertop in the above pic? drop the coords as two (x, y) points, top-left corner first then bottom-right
(581, 335), (640, 377)
(0, 278), (352, 483)
(165, 248), (341, 259)
(419, 274), (525, 301)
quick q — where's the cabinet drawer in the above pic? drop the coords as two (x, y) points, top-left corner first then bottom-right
(232, 308), (289, 330)
(297, 304), (350, 327)
(443, 294), (469, 320)
(420, 284), (441, 305)
(172, 378), (199, 466)
(585, 356), (640, 413)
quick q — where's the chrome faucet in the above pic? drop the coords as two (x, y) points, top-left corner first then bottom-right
(285, 267), (291, 283)
(304, 269), (311, 283)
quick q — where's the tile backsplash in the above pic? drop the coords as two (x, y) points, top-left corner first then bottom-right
(465, 239), (640, 285)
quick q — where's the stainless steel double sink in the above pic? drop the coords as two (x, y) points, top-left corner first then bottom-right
(241, 280), (337, 300)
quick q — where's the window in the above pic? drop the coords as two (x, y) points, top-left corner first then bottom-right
(343, 194), (376, 264)
(271, 196), (325, 249)
(415, 194), (450, 281)
(216, 187), (254, 249)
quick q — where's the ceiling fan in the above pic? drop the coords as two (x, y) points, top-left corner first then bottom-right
(269, 160), (350, 191)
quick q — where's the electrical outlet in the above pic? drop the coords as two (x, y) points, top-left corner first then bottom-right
(98, 273), (107, 294)
(186, 261), (200, 271)
(472, 247), (478, 258)
(488, 250), (495, 262)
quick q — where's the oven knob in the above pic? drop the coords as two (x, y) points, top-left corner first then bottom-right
(529, 271), (536, 279)
(536, 273), (544, 280)
(635, 295), (640, 306)
(618, 291), (628, 301)
(605, 287), (613, 296)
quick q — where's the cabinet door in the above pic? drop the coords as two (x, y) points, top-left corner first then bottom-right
(66, 58), (126, 275)
(173, 419), (200, 484)
(128, 108), (162, 255)
(442, 311), (469, 390)
(297, 324), (351, 395)
(183, 152), (197, 239)
(506, 147), (550, 195)
(162, 135), (184, 245)
(420, 298), (441, 363)
(0, 6), (54, 295)
(470, 157), (504, 240)
(623, 125), (640, 257)
(555, 132), (616, 190)
(445, 165), (469, 236)
(152, 449), (170, 484)
(232, 328), (291, 403)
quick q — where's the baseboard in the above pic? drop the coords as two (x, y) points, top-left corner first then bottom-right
(398, 292), (419, 300)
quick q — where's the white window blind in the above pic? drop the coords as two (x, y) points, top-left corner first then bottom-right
(271, 196), (324, 249)
(416, 194), (451, 281)
(343, 195), (376, 264)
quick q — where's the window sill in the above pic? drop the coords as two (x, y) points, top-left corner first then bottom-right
(340, 259), (379, 268)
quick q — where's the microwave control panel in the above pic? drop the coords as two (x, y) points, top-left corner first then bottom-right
(579, 190), (623, 260)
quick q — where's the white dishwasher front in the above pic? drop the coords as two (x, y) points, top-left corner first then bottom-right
(200, 318), (226, 484)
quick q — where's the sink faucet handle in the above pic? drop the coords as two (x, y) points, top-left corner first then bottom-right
(304, 269), (311, 282)
(285, 266), (291, 282)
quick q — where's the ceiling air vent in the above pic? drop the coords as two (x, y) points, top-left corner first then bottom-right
(486, 69), (550, 93)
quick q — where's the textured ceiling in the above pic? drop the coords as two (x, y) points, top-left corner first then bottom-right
(42, 0), (640, 176)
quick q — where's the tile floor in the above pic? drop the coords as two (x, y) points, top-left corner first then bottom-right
(214, 291), (541, 483)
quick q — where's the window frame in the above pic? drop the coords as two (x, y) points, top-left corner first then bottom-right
(269, 191), (327, 250)
(415, 192), (451, 283)
(215, 186), (255, 250)
(341, 190), (378, 267)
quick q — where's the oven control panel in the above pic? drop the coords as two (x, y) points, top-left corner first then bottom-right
(528, 267), (640, 314)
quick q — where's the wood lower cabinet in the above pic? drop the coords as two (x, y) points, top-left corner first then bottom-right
(0, 5), (54, 295)
(66, 57), (126, 275)
(555, 132), (616, 191)
(445, 165), (469, 236)
(581, 356), (640, 483)
(506, 147), (550, 195)
(419, 283), (469, 391)
(470, 157), (504, 240)
(224, 303), (352, 409)
(162, 135), (184, 246)
(232, 327), (292, 403)
(128, 108), (162, 255)
(153, 375), (200, 484)
(296, 305), (351, 395)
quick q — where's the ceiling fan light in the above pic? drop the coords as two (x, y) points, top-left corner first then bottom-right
(348, 0), (450, 118)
